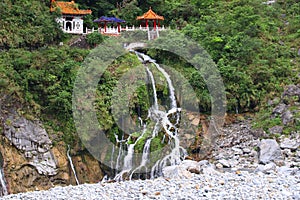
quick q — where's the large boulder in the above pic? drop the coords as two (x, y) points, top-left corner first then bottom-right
(4, 114), (57, 175)
(258, 139), (283, 164)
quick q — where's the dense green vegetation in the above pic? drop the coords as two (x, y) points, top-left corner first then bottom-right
(0, 0), (64, 49)
(0, 0), (300, 149)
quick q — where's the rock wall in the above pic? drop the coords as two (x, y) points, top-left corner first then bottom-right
(0, 112), (104, 194)
(3, 114), (57, 176)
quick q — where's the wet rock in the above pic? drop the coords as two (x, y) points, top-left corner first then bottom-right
(269, 126), (283, 135)
(258, 139), (282, 164)
(280, 138), (299, 150)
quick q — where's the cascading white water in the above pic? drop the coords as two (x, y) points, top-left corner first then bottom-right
(113, 51), (186, 180)
(145, 67), (158, 110)
(129, 122), (160, 179)
(152, 62), (177, 109)
(110, 144), (115, 171)
(115, 132), (126, 171)
(67, 145), (80, 185)
(0, 168), (8, 196)
(114, 125), (147, 181)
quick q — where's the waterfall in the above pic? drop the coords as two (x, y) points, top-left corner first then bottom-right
(114, 125), (147, 181)
(112, 51), (186, 180)
(145, 67), (158, 110)
(115, 132), (125, 171)
(0, 168), (8, 196)
(152, 62), (177, 109)
(67, 145), (80, 185)
(129, 122), (160, 179)
(110, 144), (115, 172)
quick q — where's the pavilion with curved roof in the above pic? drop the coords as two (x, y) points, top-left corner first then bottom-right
(136, 7), (164, 30)
(93, 16), (126, 35)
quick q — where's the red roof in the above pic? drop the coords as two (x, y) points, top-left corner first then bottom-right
(136, 8), (164, 20)
(50, 0), (92, 15)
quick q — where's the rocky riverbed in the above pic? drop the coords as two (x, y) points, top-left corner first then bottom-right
(2, 163), (300, 200)
(2, 118), (300, 199)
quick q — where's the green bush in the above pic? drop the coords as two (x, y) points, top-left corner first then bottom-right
(86, 32), (104, 47)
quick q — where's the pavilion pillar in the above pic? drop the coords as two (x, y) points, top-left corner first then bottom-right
(104, 22), (107, 33)
(154, 20), (157, 30)
(118, 23), (121, 33)
(158, 20), (160, 28)
(146, 19), (148, 28)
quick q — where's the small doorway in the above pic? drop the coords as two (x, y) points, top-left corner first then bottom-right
(66, 21), (72, 31)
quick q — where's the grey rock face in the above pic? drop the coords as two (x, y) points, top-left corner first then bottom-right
(4, 114), (57, 175)
(258, 139), (282, 164)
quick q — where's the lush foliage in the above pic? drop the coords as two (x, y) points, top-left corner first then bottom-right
(86, 32), (105, 47)
(0, 46), (89, 144)
(1, 0), (300, 148)
(0, 0), (64, 50)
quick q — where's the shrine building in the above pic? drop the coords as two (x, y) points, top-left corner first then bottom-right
(50, 0), (92, 34)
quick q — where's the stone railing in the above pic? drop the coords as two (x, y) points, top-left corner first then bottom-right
(81, 25), (169, 35)
(122, 25), (167, 32)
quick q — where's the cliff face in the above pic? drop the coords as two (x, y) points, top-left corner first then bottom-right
(0, 111), (104, 194)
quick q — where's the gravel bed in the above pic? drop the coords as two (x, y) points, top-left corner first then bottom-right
(3, 170), (300, 200)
